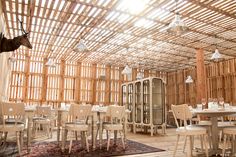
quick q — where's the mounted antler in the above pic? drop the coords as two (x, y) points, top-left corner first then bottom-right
(18, 18), (29, 35)
(0, 19), (32, 53)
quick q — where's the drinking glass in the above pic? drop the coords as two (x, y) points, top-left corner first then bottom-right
(219, 97), (224, 106)
(201, 98), (207, 109)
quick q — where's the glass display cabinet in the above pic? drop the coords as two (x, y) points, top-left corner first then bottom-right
(122, 77), (165, 136)
(134, 81), (141, 124)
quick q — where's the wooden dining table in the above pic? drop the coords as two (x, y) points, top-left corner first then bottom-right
(193, 108), (236, 155)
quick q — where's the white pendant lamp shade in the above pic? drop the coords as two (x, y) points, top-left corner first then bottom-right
(74, 39), (88, 52)
(136, 72), (143, 80)
(167, 13), (188, 35)
(211, 48), (221, 60)
(46, 58), (56, 67)
(122, 65), (132, 75)
(185, 75), (193, 83)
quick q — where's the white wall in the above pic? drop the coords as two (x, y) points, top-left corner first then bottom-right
(0, 1), (12, 101)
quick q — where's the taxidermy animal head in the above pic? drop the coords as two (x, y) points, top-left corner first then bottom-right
(0, 19), (32, 53)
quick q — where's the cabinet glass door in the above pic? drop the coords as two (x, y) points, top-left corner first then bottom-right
(135, 82), (141, 123)
(121, 85), (127, 106)
(143, 80), (150, 124)
(152, 78), (164, 125)
(127, 84), (133, 122)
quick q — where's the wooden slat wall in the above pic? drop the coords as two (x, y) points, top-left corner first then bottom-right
(9, 57), (165, 106)
(167, 58), (236, 109)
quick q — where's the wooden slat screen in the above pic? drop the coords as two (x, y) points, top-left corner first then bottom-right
(9, 56), (165, 106)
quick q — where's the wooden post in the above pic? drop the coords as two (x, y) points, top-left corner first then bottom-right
(23, 55), (30, 103)
(144, 70), (149, 78)
(91, 64), (97, 104)
(59, 60), (65, 103)
(119, 67), (125, 104)
(74, 62), (81, 102)
(132, 68), (137, 81)
(105, 65), (111, 105)
(196, 49), (207, 103)
(41, 58), (48, 104)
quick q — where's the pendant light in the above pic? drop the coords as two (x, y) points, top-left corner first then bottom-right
(74, 39), (88, 52)
(185, 58), (193, 84)
(122, 65), (132, 75)
(122, 47), (132, 75)
(45, 58), (56, 68)
(136, 71), (143, 80)
(211, 48), (221, 60)
(211, 35), (222, 61)
(167, 0), (188, 35)
(136, 63), (143, 80)
(185, 75), (193, 83)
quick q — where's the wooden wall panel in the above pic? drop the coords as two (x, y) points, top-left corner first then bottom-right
(167, 58), (236, 110)
(9, 58), (166, 106)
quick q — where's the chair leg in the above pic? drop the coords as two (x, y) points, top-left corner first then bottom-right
(85, 132), (89, 152)
(107, 131), (111, 151)
(222, 134), (227, 157)
(114, 130), (117, 145)
(188, 136), (193, 157)
(106, 130), (108, 140)
(207, 128), (212, 149)
(232, 134), (235, 155)
(173, 134), (180, 157)
(69, 139), (73, 154)
(20, 131), (24, 150)
(120, 131), (125, 150)
(183, 135), (187, 153)
(219, 130), (222, 142)
(75, 131), (78, 141)
(47, 125), (50, 138)
(200, 135), (203, 151)
(16, 132), (21, 154)
(203, 134), (208, 157)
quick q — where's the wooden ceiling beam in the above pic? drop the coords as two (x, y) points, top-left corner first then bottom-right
(186, 0), (236, 20)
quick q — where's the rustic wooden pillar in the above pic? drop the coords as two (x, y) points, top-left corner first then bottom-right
(119, 67), (125, 104)
(59, 60), (65, 103)
(91, 64), (97, 104)
(132, 68), (137, 81)
(144, 70), (149, 78)
(196, 49), (207, 103)
(23, 55), (30, 103)
(41, 58), (48, 104)
(74, 62), (81, 102)
(104, 65), (111, 105)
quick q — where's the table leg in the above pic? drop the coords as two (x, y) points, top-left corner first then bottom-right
(211, 117), (219, 154)
(27, 114), (33, 152)
(99, 112), (103, 149)
(57, 110), (62, 143)
(92, 114), (97, 150)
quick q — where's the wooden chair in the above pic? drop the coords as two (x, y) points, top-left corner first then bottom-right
(222, 116), (236, 157)
(103, 105), (126, 151)
(32, 106), (55, 138)
(0, 102), (25, 154)
(63, 104), (92, 153)
(171, 104), (209, 157)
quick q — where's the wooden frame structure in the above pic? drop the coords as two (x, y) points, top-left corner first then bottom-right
(1, 0), (236, 107)
(1, 0), (236, 71)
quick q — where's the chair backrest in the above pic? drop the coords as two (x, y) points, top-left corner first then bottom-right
(68, 104), (92, 122)
(0, 102), (25, 126)
(106, 105), (125, 124)
(35, 106), (51, 117)
(171, 104), (193, 128)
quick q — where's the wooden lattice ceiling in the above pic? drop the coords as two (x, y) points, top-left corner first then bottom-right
(2, 0), (236, 71)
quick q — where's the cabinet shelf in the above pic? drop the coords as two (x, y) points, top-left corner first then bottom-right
(122, 77), (165, 136)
